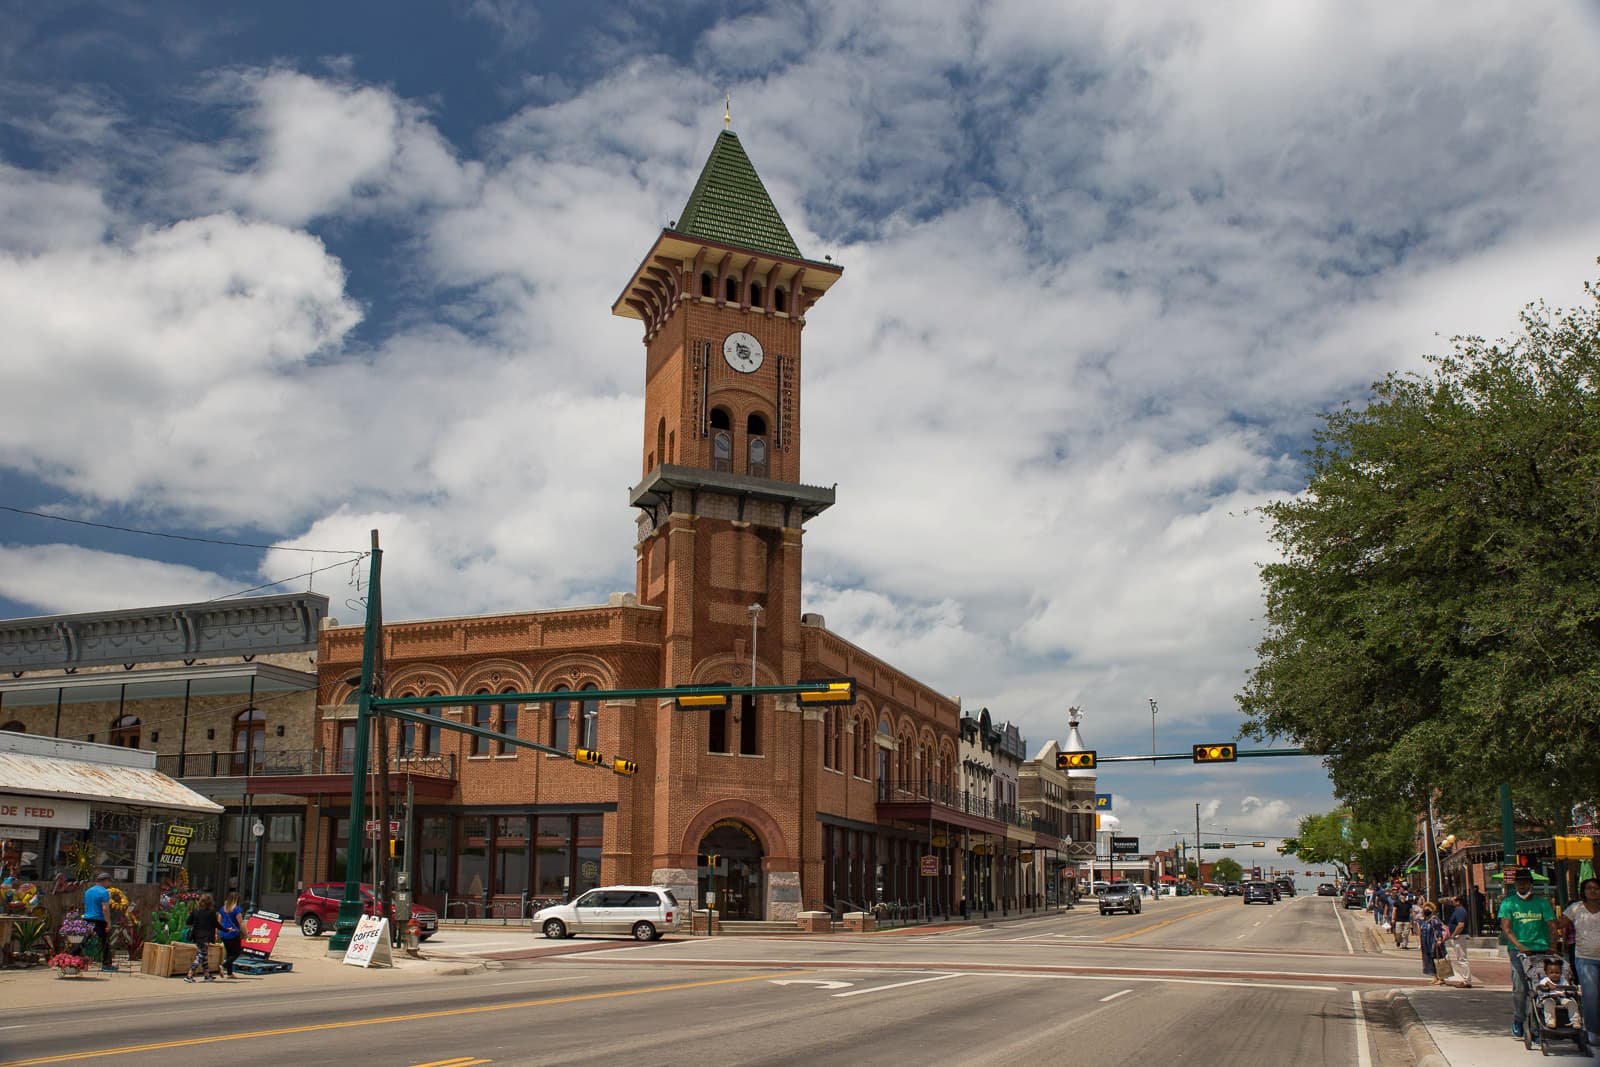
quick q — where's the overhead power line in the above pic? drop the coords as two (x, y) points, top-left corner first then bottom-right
(0, 504), (363, 554)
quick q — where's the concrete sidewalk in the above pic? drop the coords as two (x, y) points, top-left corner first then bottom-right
(0, 927), (488, 1010)
(1394, 986), (1594, 1064)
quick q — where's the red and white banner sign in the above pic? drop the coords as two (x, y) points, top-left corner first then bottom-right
(240, 911), (283, 959)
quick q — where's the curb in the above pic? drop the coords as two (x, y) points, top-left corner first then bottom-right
(1387, 990), (1451, 1067)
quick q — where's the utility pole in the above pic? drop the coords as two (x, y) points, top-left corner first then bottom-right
(1195, 803), (1202, 886)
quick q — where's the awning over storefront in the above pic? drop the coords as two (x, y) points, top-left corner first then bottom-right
(0, 735), (222, 815)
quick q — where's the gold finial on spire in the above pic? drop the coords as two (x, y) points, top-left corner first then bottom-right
(724, 93), (731, 130)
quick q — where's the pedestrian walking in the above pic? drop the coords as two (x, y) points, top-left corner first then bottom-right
(1445, 895), (1473, 988)
(1564, 877), (1600, 1048)
(1392, 892), (1414, 949)
(82, 872), (117, 972)
(1418, 903), (1447, 983)
(1500, 868), (1559, 1039)
(185, 892), (220, 983)
(217, 890), (245, 979)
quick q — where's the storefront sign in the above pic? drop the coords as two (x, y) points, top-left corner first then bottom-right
(342, 915), (393, 968)
(159, 825), (194, 866)
(364, 820), (402, 840)
(1111, 835), (1140, 856)
(709, 818), (758, 841)
(1094, 794), (1113, 811)
(920, 854), (938, 876)
(240, 910), (283, 959)
(0, 795), (90, 829)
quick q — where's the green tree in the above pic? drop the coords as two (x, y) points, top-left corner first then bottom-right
(1239, 271), (1600, 823)
(1288, 807), (1414, 880)
(1184, 860), (1200, 881)
(1213, 857), (1244, 882)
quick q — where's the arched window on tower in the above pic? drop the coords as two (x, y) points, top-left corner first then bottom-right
(655, 418), (666, 472)
(111, 714), (140, 749)
(498, 690), (518, 757)
(746, 413), (768, 477)
(774, 287), (787, 313)
(739, 694), (759, 755)
(550, 686), (571, 751)
(750, 282), (763, 308)
(708, 681), (731, 754)
(724, 277), (738, 303)
(710, 408), (733, 473)
(700, 272), (714, 298)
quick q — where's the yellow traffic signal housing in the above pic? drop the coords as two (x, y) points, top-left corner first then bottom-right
(1056, 750), (1097, 771)
(1556, 835), (1595, 860)
(574, 748), (602, 766)
(1192, 743), (1237, 763)
(674, 688), (731, 711)
(797, 678), (856, 706)
(611, 757), (638, 777)
(1252, 841), (1267, 848)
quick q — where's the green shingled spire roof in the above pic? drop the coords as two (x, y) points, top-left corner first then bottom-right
(673, 130), (802, 259)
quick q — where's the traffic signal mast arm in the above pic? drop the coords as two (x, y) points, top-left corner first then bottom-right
(379, 703), (575, 761)
(1094, 747), (1308, 763)
(371, 679), (854, 712)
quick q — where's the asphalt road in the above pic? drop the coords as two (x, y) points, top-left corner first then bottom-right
(1, 895), (1424, 1066)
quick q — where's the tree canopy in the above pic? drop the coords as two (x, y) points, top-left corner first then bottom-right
(1287, 807), (1414, 880)
(1212, 857), (1244, 883)
(1239, 270), (1600, 825)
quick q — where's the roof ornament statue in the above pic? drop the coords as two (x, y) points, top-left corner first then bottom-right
(724, 92), (731, 130)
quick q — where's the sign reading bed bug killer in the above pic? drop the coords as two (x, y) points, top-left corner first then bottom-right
(240, 910), (284, 959)
(159, 825), (194, 866)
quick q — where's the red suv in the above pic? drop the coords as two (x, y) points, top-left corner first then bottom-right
(294, 883), (437, 940)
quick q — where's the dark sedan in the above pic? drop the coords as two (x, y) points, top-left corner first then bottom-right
(1243, 881), (1276, 905)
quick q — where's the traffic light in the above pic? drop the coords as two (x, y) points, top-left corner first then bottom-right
(611, 757), (638, 777)
(574, 748), (602, 766)
(1555, 835), (1595, 860)
(797, 678), (856, 706)
(1056, 750), (1097, 770)
(1515, 852), (1533, 868)
(674, 687), (730, 711)
(1252, 841), (1267, 848)
(1192, 743), (1237, 763)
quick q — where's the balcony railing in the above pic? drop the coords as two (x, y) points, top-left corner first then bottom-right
(160, 748), (456, 780)
(876, 778), (1040, 830)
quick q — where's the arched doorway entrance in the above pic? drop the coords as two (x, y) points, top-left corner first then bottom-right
(698, 819), (764, 921)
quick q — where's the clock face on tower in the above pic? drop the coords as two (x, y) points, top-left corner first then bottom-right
(722, 331), (764, 373)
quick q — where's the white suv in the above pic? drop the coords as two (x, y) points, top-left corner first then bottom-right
(534, 885), (682, 941)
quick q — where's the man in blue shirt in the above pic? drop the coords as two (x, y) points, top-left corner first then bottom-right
(82, 872), (116, 972)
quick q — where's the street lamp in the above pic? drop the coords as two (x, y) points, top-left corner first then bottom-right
(748, 603), (763, 684)
(1148, 698), (1158, 764)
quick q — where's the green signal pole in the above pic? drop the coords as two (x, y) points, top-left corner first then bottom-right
(330, 531), (382, 953)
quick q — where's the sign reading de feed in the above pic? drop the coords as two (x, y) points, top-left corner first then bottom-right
(0, 795), (90, 829)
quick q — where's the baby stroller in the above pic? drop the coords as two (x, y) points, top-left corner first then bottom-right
(1522, 953), (1590, 1056)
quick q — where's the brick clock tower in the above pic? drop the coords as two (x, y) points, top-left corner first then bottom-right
(613, 125), (842, 917)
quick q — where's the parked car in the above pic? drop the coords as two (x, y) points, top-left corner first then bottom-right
(1098, 884), (1143, 915)
(1243, 881), (1276, 905)
(534, 885), (681, 941)
(295, 883), (437, 940)
(1342, 885), (1366, 909)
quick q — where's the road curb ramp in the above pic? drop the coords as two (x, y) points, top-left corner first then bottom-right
(1388, 990), (1450, 1067)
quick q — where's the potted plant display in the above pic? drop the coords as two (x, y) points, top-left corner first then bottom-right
(58, 913), (94, 947)
(47, 949), (91, 977)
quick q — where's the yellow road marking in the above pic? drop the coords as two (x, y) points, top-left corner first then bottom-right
(411, 1059), (488, 1067)
(0, 971), (806, 1067)
(1105, 901), (1227, 943)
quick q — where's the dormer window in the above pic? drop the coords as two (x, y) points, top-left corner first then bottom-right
(747, 413), (768, 477)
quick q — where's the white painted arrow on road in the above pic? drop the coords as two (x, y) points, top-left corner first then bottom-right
(770, 978), (854, 990)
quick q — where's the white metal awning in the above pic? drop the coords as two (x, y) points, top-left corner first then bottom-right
(0, 749), (223, 815)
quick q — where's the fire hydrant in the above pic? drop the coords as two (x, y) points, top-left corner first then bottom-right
(404, 918), (421, 955)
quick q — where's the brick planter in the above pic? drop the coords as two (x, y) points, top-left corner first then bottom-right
(795, 911), (832, 934)
(842, 912), (876, 933)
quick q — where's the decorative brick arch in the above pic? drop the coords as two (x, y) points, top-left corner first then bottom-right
(385, 666), (457, 698)
(689, 653), (779, 687)
(678, 799), (794, 871)
(457, 659), (535, 696)
(533, 655), (614, 692)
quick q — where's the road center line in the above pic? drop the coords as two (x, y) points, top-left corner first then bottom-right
(1105, 902), (1225, 943)
(833, 973), (960, 998)
(1099, 989), (1134, 1003)
(0, 970), (809, 1067)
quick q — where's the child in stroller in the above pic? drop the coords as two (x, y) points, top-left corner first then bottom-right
(1524, 953), (1590, 1055)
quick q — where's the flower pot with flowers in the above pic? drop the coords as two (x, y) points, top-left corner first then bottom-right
(47, 950), (91, 977)
(58, 912), (94, 949)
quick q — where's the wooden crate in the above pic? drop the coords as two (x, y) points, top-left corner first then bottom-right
(140, 942), (172, 976)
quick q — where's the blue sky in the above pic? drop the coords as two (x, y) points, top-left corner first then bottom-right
(4, 1), (1600, 864)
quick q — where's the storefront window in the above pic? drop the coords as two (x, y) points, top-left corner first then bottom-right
(267, 851), (297, 894)
(495, 816), (529, 897)
(418, 816), (450, 896)
(575, 845), (601, 896)
(536, 816), (569, 899)
(457, 816), (489, 901)
(268, 815), (298, 843)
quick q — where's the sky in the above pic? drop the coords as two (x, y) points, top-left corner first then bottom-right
(4, 0), (1600, 874)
